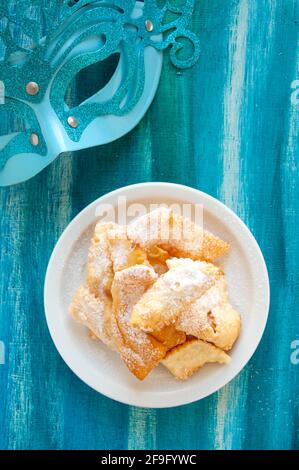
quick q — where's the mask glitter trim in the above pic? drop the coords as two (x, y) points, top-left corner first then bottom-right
(0, 0), (200, 185)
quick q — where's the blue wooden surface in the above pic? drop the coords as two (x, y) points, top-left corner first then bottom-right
(0, 0), (299, 450)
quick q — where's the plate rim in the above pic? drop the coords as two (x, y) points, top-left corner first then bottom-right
(44, 182), (270, 408)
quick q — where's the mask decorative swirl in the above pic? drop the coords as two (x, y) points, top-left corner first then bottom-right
(0, 0), (200, 185)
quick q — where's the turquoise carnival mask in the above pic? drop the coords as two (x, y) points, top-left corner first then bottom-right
(0, 0), (200, 185)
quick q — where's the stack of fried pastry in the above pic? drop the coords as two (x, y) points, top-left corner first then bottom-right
(69, 208), (241, 381)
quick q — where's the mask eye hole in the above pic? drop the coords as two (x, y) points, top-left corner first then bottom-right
(162, 9), (182, 26)
(64, 52), (120, 108)
(68, 0), (80, 7)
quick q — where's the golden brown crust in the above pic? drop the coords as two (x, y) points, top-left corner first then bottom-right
(151, 325), (186, 350)
(111, 265), (167, 380)
(146, 245), (170, 275)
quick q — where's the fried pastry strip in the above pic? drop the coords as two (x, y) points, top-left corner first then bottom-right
(111, 265), (167, 380)
(131, 258), (222, 332)
(107, 225), (148, 272)
(108, 228), (186, 352)
(69, 284), (116, 350)
(127, 208), (230, 262)
(87, 221), (115, 296)
(162, 339), (231, 380)
(151, 325), (186, 350)
(177, 277), (241, 351)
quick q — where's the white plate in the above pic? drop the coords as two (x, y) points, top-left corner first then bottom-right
(44, 183), (270, 408)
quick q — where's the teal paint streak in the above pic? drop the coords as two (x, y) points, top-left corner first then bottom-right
(1, 188), (32, 450)
(0, 0), (298, 450)
(191, 0), (232, 198)
(128, 408), (157, 450)
(238, 0), (299, 450)
(214, 371), (249, 450)
(216, 0), (250, 450)
(156, 398), (221, 450)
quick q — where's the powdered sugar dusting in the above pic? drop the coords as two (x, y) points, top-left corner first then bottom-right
(177, 278), (228, 335)
(131, 258), (217, 331)
(61, 222), (96, 307)
(112, 265), (166, 378)
(62, 205), (243, 385)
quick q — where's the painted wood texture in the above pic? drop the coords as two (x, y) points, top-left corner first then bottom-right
(0, 0), (299, 450)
